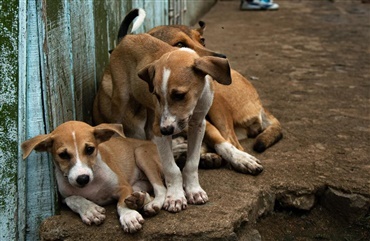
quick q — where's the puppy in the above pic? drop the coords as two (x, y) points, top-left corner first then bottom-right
(21, 121), (166, 233)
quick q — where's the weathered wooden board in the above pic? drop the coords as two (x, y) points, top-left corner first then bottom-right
(44, 0), (76, 125)
(69, 0), (96, 123)
(19, 1), (57, 240)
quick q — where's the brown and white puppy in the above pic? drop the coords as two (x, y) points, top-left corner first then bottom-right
(21, 121), (166, 233)
(95, 18), (232, 213)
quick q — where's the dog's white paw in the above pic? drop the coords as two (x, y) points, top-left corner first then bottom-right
(119, 209), (145, 233)
(230, 152), (263, 175)
(143, 184), (166, 216)
(163, 188), (187, 213)
(64, 196), (106, 225)
(185, 186), (209, 205)
(144, 198), (164, 216)
(215, 142), (263, 175)
(80, 204), (106, 225)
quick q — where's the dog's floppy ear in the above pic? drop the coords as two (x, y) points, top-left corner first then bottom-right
(194, 56), (232, 85)
(93, 123), (125, 144)
(138, 64), (155, 93)
(21, 134), (53, 159)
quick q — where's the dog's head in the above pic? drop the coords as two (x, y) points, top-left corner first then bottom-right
(21, 121), (125, 188)
(147, 21), (226, 59)
(138, 48), (231, 136)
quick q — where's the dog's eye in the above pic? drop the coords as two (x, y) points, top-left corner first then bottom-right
(171, 92), (186, 101)
(200, 38), (205, 46)
(58, 151), (71, 160)
(175, 42), (187, 48)
(85, 146), (95, 155)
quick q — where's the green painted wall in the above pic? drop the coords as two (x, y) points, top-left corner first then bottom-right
(0, 1), (19, 240)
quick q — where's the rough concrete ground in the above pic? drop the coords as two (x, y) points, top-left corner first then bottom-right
(40, 1), (370, 240)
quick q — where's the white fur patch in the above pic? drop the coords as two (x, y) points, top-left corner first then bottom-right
(68, 131), (93, 186)
(179, 47), (196, 54)
(117, 206), (144, 233)
(161, 68), (170, 101)
(160, 68), (176, 127)
(131, 8), (146, 33)
(64, 196), (106, 225)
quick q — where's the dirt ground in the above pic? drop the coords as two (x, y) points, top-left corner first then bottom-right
(40, 1), (370, 240)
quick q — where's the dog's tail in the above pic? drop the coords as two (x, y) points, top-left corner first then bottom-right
(117, 8), (146, 42)
(253, 109), (283, 153)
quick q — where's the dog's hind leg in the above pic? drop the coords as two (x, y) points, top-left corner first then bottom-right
(134, 143), (167, 216)
(207, 94), (244, 150)
(117, 185), (145, 233)
(253, 109), (283, 153)
(153, 135), (188, 213)
(199, 142), (226, 169)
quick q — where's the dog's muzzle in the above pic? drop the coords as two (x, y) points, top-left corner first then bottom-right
(160, 125), (174, 136)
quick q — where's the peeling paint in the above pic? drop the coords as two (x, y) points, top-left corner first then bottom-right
(0, 0), (19, 240)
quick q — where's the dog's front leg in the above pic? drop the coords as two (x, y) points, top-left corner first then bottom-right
(153, 135), (187, 212)
(117, 203), (145, 233)
(64, 195), (106, 225)
(116, 185), (145, 233)
(183, 118), (209, 205)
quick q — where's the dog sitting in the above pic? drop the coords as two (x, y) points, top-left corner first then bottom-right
(21, 121), (166, 233)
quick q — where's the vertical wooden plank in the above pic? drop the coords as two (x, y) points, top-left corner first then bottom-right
(0, 0), (19, 240)
(69, 0), (95, 123)
(44, 0), (76, 127)
(20, 0), (57, 240)
(133, 0), (169, 31)
(17, 2), (28, 240)
(93, 0), (131, 89)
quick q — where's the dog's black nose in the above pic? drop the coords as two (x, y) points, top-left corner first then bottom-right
(160, 126), (174, 136)
(76, 175), (90, 186)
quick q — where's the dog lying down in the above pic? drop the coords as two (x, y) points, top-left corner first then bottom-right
(21, 121), (166, 233)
